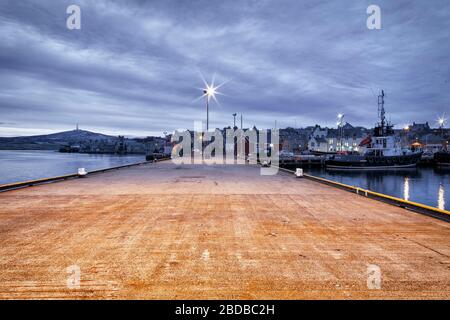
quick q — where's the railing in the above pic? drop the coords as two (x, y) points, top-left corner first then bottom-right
(0, 157), (171, 193)
(273, 165), (450, 221)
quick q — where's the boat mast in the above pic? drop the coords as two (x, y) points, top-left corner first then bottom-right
(378, 90), (385, 135)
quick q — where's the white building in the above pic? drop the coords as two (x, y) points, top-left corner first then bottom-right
(308, 123), (368, 153)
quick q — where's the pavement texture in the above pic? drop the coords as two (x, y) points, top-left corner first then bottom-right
(0, 160), (449, 299)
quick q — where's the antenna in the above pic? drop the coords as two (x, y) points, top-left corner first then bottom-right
(378, 90), (385, 131)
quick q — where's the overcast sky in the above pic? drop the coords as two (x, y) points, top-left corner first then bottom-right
(0, 0), (449, 137)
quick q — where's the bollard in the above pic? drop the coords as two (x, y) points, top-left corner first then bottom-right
(295, 168), (303, 177)
(78, 168), (88, 177)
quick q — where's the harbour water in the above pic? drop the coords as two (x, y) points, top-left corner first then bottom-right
(304, 167), (449, 211)
(0, 150), (448, 211)
(0, 150), (144, 185)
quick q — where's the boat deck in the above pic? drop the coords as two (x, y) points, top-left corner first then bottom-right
(0, 161), (449, 299)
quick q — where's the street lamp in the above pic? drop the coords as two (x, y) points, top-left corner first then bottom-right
(232, 113), (237, 128)
(202, 85), (217, 131)
(403, 125), (410, 148)
(337, 113), (345, 152)
(437, 115), (446, 138)
(199, 77), (225, 131)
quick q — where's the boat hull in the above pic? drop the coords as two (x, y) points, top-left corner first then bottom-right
(326, 163), (417, 170)
(325, 152), (422, 170)
(434, 151), (450, 166)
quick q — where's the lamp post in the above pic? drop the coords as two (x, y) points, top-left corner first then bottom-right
(337, 113), (345, 152)
(198, 77), (226, 159)
(201, 80), (222, 132)
(438, 117), (446, 151)
(438, 117), (445, 137)
(403, 125), (410, 148)
(203, 89), (210, 131)
(232, 113), (237, 128)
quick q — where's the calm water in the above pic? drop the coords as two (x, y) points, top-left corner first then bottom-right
(304, 167), (450, 211)
(0, 150), (144, 185)
(1, 150), (449, 211)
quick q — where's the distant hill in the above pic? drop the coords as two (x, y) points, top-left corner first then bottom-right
(0, 130), (119, 150)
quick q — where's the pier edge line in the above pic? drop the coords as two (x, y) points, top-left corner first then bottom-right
(272, 164), (450, 221)
(0, 158), (171, 193)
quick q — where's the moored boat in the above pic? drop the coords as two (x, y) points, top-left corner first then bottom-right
(326, 90), (422, 170)
(434, 150), (450, 167)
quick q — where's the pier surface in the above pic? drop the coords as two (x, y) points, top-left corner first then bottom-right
(0, 161), (449, 299)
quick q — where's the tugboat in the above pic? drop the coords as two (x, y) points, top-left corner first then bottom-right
(326, 90), (422, 170)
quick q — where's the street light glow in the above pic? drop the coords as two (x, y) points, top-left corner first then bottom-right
(437, 114), (446, 128)
(198, 74), (226, 105)
(203, 84), (218, 100)
(195, 74), (228, 131)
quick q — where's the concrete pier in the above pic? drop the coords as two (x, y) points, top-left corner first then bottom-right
(0, 161), (449, 299)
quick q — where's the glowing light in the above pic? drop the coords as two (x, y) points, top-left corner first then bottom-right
(336, 113), (345, 129)
(203, 85), (217, 99)
(438, 184), (445, 211)
(437, 114), (446, 127)
(403, 125), (409, 131)
(403, 177), (410, 201)
(195, 73), (227, 105)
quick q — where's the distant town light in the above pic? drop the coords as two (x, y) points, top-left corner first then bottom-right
(404, 125), (409, 131)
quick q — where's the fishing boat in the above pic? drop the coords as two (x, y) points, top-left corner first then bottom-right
(326, 90), (422, 170)
(434, 150), (450, 166)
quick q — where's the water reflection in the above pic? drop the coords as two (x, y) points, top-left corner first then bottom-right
(438, 184), (445, 211)
(304, 166), (450, 211)
(403, 177), (410, 201)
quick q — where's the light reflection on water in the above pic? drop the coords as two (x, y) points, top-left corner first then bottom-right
(304, 166), (450, 211)
(0, 150), (144, 185)
(438, 184), (445, 211)
(403, 176), (410, 202)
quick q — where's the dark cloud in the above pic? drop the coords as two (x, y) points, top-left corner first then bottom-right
(0, 0), (449, 136)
